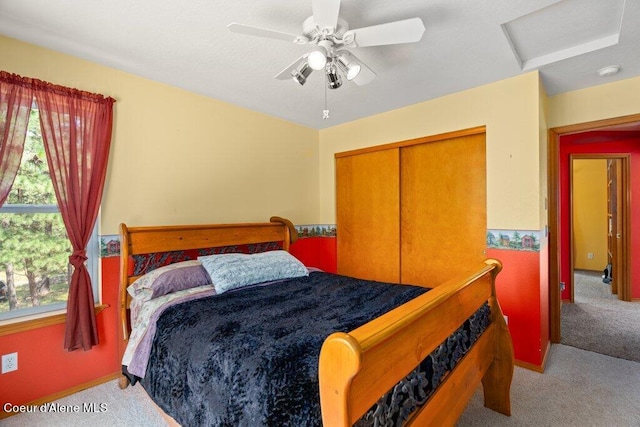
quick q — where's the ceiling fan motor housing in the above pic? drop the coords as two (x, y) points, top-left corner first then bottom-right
(302, 16), (350, 41)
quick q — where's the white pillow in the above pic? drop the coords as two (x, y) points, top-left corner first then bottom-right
(198, 250), (308, 294)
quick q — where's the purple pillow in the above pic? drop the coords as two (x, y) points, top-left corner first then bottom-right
(128, 260), (212, 301)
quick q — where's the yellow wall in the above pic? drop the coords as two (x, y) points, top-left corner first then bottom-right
(572, 159), (608, 270)
(548, 75), (640, 127)
(0, 35), (320, 234)
(539, 77), (549, 231)
(318, 72), (544, 230)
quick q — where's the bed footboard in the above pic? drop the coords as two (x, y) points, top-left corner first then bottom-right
(318, 259), (513, 426)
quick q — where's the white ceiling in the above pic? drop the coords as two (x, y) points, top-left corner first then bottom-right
(1, 0), (638, 129)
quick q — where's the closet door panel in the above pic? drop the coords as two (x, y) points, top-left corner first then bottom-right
(336, 149), (400, 282)
(401, 133), (486, 286)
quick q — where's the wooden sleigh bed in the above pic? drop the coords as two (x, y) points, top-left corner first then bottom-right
(118, 217), (513, 426)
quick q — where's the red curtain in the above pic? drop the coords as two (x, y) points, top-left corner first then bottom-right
(32, 82), (115, 351)
(1, 72), (115, 350)
(0, 72), (33, 206)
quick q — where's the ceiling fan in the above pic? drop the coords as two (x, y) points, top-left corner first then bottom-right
(227, 0), (425, 90)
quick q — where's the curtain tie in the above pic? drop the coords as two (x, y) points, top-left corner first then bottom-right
(69, 250), (88, 268)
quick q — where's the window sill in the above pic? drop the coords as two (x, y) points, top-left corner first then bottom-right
(0, 304), (108, 337)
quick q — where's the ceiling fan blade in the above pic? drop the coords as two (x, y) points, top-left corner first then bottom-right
(312, 0), (341, 33)
(228, 22), (309, 44)
(275, 55), (309, 80)
(344, 17), (425, 47)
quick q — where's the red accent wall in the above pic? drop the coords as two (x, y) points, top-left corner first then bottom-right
(487, 247), (545, 367)
(290, 237), (337, 273)
(0, 257), (121, 410)
(559, 132), (640, 300)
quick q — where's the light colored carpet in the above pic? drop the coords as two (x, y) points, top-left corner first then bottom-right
(458, 344), (640, 426)
(561, 269), (640, 363)
(1, 379), (168, 427)
(3, 345), (639, 426)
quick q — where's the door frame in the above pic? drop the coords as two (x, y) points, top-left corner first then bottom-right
(568, 154), (630, 302)
(548, 114), (639, 343)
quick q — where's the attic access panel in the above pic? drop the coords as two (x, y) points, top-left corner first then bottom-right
(502, 0), (626, 71)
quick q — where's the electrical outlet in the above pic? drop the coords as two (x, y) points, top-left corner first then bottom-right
(2, 352), (18, 374)
(587, 252), (594, 259)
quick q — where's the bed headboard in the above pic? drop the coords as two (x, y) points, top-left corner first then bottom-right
(118, 216), (297, 341)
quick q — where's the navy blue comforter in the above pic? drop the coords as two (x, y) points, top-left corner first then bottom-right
(140, 271), (488, 426)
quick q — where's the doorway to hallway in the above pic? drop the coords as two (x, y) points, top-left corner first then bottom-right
(548, 114), (640, 343)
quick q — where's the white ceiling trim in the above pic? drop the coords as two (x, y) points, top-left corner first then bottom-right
(515, 33), (620, 72)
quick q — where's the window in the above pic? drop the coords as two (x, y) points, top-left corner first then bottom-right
(0, 108), (99, 321)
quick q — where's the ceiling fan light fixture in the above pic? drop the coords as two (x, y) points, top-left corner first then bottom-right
(291, 62), (313, 85)
(308, 46), (328, 70)
(335, 52), (361, 80)
(326, 63), (342, 89)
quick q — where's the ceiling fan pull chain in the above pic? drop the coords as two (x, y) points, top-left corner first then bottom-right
(323, 70), (330, 120)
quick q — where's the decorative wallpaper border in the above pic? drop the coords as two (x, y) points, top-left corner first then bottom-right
(99, 225), (546, 258)
(487, 229), (544, 252)
(295, 224), (336, 238)
(100, 235), (120, 258)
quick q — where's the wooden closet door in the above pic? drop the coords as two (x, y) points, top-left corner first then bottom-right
(401, 133), (486, 287)
(336, 149), (400, 282)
